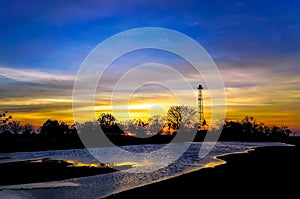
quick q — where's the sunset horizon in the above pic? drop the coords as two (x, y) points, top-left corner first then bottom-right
(1, 1), (300, 198)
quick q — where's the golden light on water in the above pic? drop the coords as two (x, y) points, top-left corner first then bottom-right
(64, 160), (142, 168)
(202, 160), (225, 168)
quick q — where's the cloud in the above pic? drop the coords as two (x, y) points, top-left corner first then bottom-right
(0, 67), (74, 84)
(0, 67), (75, 122)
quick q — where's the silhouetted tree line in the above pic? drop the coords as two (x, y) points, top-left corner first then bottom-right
(219, 116), (293, 142)
(0, 110), (295, 153)
(0, 113), (84, 152)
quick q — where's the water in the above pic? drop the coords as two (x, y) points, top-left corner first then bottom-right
(0, 142), (290, 199)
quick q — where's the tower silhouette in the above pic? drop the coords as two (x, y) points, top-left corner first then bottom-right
(197, 84), (206, 130)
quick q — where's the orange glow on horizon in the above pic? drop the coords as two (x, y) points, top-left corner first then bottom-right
(2, 80), (299, 134)
(6, 99), (300, 133)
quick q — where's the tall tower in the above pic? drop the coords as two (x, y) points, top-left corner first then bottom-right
(197, 84), (205, 130)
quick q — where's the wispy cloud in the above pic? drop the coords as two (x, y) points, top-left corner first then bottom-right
(0, 66), (75, 125)
(0, 67), (75, 84)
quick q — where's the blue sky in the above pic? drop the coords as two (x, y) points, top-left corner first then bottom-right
(0, 0), (300, 131)
(1, 0), (299, 71)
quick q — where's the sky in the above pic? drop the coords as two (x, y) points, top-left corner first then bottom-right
(0, 0), (300, 133)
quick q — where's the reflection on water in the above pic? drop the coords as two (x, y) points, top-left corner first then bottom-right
(25, 158), (137, 170)
(0, 142), (290, 199)
(202, 160), (225, 168)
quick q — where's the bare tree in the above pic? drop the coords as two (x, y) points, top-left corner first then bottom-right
(166, 105), (197, 129)
(126, 120), (137, 135)
(148, 115), (165, 135)
(98, 113), (116, 128)
(0, 112), (12, 132)
(8, 120), (22, 134)
(22, 123), (34, 135)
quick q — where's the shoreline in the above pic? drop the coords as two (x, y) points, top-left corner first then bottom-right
(0, 158), (121, 186)
(104, 144), (300, 198)
(0, 141), (299, 198)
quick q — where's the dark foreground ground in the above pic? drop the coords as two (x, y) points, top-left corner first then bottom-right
(105, 141), (300, 198)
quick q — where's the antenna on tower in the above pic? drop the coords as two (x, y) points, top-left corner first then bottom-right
(197, 84), (206, 130)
